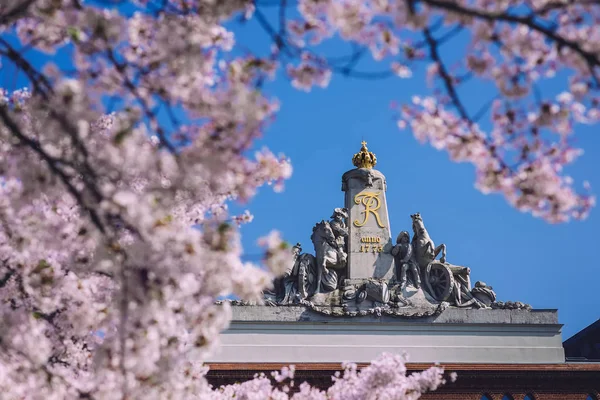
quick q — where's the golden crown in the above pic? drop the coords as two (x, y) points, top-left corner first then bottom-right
(352, 141), (377, 169)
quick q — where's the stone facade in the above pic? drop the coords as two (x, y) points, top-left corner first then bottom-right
(210, 306), (564, 364)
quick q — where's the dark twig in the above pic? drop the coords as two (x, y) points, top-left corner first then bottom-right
(423, 27), (470, 121)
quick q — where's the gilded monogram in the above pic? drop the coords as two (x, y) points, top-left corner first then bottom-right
(353, 192), (385, 228)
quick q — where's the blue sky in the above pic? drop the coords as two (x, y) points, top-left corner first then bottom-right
(227, 10), (600, 340)
(2, 4), (598, 341)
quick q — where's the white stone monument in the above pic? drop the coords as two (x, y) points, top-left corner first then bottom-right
(342, 141), (395, 280)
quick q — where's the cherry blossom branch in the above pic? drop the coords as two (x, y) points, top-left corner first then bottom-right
(254, 7), (297, 58)
(0, 38), (53, 95)
(419, 0), (600, 84)
(0, 106), (108, 234)
(0, 38), (105, 195)
(423, 27), (470, 121)
(104, 48), (177, 153)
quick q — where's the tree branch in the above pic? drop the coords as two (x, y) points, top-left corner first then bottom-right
(419, 0), (600, 84)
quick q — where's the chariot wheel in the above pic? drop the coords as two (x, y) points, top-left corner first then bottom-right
(425, 261), (455, 302)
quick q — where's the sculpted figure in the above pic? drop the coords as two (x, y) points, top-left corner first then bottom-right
(311, 208), (348, 293)
(266, 208), (350, 304)
(448, 264), (477, 307)
(330, 207), (348, 253)
(278, 243), (322, 303)
(295, 252), (317, 299)
(410, 212), (446, 268)
(272, 208), (349, 303)
(409, 213), (485, 307)
(276, 243), (303, 304)
(391, 231), (421, 291)
(274, 242), (319, 303)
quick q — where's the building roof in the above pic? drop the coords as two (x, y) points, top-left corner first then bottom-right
(563, 319), (600, 362)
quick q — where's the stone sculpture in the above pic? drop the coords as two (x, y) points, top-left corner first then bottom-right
(471, 281), (497, 306)
(448, 264), (479, 307)
(259, 142), (528, 316)
(342, 141), (394, 280)
(295, 252), (317, 300)
(268, 242), (317, 304)
(410, 212), (446, 267)
(274, 242), (302, 304)
(311, 207), (348, 293)
(329, 208), (349, 254)
(391, 231), (420, 290)
(409, 213), (485, 307)
(272, 208), (348, 304)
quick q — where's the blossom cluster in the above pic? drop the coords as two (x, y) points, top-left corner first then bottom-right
(324, 353), (450, 400)
(0, 0), (294, 396)
(0, 87), (290, 398)
(214, 353), (450, 400)
(397, 95), (596, 222)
